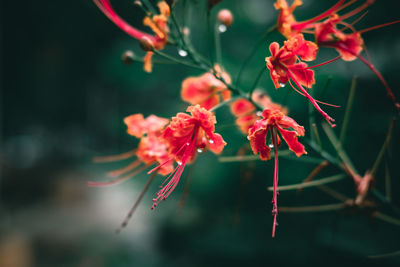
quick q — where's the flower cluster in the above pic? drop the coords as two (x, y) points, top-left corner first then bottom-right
(92, 0), (399, 237)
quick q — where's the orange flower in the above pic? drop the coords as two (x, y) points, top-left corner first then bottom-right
(266, 34), (336, 126)
(89, 114), (172, 186)
(181, 66), (232, 110)
(150, 105), (226, 208)
(274, 0), (303, 38)
(124, 114), (169, 138)
(94, 0), (170, 72)
(247, 108), (306, 237)
(230, 90), (284, 134)
(274, 0), (346, 38)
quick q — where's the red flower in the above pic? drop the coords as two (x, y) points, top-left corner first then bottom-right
(149, 105), (226, 208)
(247, 109), (306, 237)
(273, 0), (400, 111)
(94, 0), (170, 72)
(181, 66), (232, 110)
(265, 34), (336, 126)
(248, 109), (306, 160)
(230, 90), (285, 134)
(89, 114), (172, 186)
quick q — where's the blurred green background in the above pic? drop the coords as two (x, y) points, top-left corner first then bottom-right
(1, 0), (400, 266)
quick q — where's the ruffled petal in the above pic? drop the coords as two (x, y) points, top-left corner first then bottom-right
(207, 133), (226, 154)
(248, 120), (271, 160)
(124, 114), (145, 138)
(284, 34), (318, 61)
(230, 99), (255, 116)
(277, 126), (306, 157)
(288, 62), (315, 88)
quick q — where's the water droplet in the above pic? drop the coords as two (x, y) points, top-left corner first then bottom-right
(178, 49), (188, 57)
(197, 148), (203, 153)
(209, 139), (214, 144)
(177, 161), (182, 165)
(218, 24), (227, 33)
(186, 142), (190, 146)
(256, 111), (262, 117)
(269, 144), (274, 148)
(279, 83), (286, 88)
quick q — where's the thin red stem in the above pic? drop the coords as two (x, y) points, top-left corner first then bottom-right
(271, 127), (279, 238)
(334, 44), (400, 113)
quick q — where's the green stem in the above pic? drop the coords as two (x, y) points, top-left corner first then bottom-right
(339, 76), (357, 145)
(209, 95), (241, 112)
(370, 119), (395, 177)
(278, 203), (345, 213)
(248, 66), (266, 97)
(214, 22), (222, 65)
(235, 25), (276, 87)
(267, 174), (347, 192)
(153, 50), (207, 70)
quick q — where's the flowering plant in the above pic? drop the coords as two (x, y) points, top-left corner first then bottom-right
(90, 0), (400, 240)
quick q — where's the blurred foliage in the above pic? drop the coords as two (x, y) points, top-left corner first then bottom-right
(1, 0), (400, 266)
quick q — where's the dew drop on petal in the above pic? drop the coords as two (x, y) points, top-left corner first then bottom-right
(177, 161), (182, 165)
(218, 24), (227, 33)
(256, 111), (262, 117)
(178, 49), (188, 57)
(269, 144), (274, 148)
(197, 148), (203, 153)
(279, 83), (286, 88)
(186, 142), (190, 146)
(209, 139), (214, 144)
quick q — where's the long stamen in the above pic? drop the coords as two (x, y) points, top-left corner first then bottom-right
(88, 164), (149, 187)
(288, 80), (340, 107)
(358, 20), (400, 34)
(92, 149), (137, 163)
(339, 0), (374, 21)
(292, 0), (346, 31)
(107, 160), (141, 177)
(286, 70), (336, 127)
(271, 127), (279, 238)
(306, 56), (342, 69)
(334, 44), (400, 113)
(152, 126), (200, 208)
(147, 140), (189, 174)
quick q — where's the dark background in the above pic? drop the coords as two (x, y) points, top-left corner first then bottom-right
(1, 0), (400, 266)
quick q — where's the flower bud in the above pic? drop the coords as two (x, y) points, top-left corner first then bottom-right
(121, 50), (135, 65)
(217, 9), (233, 27)
(133, 1), (142, 7)
(139, 36), (154, 51)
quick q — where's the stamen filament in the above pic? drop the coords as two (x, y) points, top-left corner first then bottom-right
(88, 164), (149, 187)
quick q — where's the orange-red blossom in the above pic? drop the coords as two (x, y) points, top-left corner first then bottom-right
(248, 108), (306, 237)
(265, 34), (336, 126)
(149, 105), (226, 208)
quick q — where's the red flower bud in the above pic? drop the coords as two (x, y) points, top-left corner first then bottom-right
(217, 9), (233, 27)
